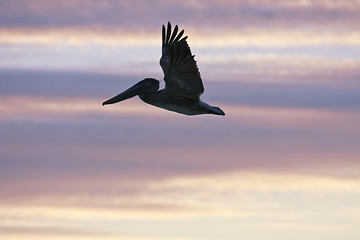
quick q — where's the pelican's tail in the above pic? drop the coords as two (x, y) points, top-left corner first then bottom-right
(209, 106), (225, 116)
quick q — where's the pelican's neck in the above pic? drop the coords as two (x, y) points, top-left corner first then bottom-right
(139, 89), (167, 107)
(139, 90), (162, 104)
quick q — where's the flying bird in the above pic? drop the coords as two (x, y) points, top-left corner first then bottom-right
(102, 22), (225, 116)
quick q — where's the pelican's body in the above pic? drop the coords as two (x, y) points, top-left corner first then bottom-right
(103, 22), (225, 116)
(140, 87), (223, 115)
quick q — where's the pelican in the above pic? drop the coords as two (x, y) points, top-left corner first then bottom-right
(102, 22), (225, 116)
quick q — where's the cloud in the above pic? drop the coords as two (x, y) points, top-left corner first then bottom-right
(2, 170), (360, 218)
(1, 171), (360, 240)
(1, 27), (360, 47)
(1, 71), (359, 185)
(1, 93), (359, 188)
(1, 70), (359, 110)
(0, 225), (187, 240)
(0, 0), (359, 30)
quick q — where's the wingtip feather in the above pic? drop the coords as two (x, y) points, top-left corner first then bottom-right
(173, 29), (184, 42)
(162, 25), (165, 45)
(169, 25), (179, 43)
(166, 22), (171, 44)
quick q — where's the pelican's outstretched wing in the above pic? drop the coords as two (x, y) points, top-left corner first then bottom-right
(160, 22), (204, 101)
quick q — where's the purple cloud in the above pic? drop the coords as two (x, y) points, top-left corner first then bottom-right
(0, 0), (359, 30)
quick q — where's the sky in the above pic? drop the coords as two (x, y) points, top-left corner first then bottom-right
(0, 0), (360, 239)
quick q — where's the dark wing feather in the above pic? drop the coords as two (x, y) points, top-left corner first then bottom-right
(160, 22), (204, 101)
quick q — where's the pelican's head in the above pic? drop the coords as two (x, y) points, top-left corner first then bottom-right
(140, 78), (160, 93)
(102, 78), (159, 106)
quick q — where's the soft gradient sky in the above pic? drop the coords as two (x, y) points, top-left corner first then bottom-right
(1, 0), (360, 240)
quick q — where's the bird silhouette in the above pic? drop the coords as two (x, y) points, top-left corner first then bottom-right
(102, 22), (225, 116)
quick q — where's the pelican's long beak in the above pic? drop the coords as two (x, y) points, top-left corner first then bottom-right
(102, 82), (144, 106)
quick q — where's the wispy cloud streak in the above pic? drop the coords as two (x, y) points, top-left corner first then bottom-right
(1, 0), (360, 29)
